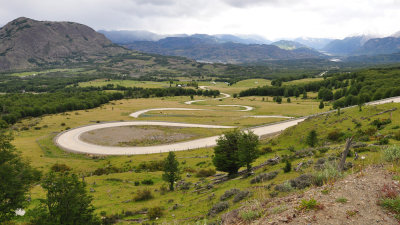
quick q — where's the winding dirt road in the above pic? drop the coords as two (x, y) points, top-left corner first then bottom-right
(54, 89), (400, 155)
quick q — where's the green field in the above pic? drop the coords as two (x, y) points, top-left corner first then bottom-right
(7, 73), (400, 224)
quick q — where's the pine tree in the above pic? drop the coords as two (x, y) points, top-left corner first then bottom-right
(162, 152), (180, 191)
(306, 130), (318, 147)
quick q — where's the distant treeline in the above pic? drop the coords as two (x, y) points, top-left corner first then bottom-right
(1, 91), (123, 124)
(239, 66), (400, 109)
(0, 86), (219, 125)
(78, 85), (220, 98)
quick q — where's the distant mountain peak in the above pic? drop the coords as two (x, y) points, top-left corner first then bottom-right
(0, 17), (126, 71)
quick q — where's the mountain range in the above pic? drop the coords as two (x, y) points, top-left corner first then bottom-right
(101, 30), (400, 58)
(122, 35), (323, 64)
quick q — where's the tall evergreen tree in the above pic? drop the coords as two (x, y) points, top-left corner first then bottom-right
(306, 130), (318, 147)
(162, 152), (180, 191)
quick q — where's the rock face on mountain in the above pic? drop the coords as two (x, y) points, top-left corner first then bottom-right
(0, 17), (127, 71)
(124, 36), (323, 63)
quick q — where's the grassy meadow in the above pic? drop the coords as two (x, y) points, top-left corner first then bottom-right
(11, 77), (395, 224)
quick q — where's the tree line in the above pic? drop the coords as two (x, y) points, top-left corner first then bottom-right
(239, 66), (400, 108)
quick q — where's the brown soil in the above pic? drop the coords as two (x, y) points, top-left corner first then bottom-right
(223, 165), (399, 225)
(79, 125), (196, 147)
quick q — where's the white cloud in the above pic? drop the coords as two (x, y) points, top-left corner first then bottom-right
(0, 0), (400, 40)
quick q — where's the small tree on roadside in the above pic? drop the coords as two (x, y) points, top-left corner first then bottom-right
(0, 131), (40, 223)
(213, 129), (243, 177)
(162, 152), (180, 191)
(287, 98), (291, 103)
(30, 172), (101, 225)
(306, 130), (318, 147)
(238, 130), (259, 174)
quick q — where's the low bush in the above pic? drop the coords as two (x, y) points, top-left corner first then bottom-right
(240, 210), (261, 221)
(327, 130), (344, 142)
(313, 162), (342, 186)
(208, 201), (229, 216)
(259, 146), (273, 155)
(50, 163), (71, 173)
(196, 168), (216, 177)
(383, 145), (400, 162)
(137, 160), (164, 172)
(290, 174), (314, 189)
(298, 198), (322, 211)
(233, 190), (251, 203)
(336, 197), (348, 203)
(134, 189), (153, 201)
(141, 179), (154, 185)
(293, 148), (314, 159)
(371, 118), (391, 129)
(220, 188), (240, 201)
(250, 171), (279, 184)
(274, 181), (293, 192)
(148, 206), (163, 220)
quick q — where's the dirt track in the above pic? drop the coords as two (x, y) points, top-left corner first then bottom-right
(55, 93), (400, 155)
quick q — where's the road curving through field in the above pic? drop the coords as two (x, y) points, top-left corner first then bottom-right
(54, 88), (400, 155)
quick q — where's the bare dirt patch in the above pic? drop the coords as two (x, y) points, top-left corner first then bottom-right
(80, 125), (200, 147)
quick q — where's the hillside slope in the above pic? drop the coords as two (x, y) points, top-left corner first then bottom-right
(0, 17), (127, 71)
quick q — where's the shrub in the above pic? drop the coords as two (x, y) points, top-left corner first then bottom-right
(208, 201), (229, 216)
(274, 181), (293, 192)
(313, 162), (342, 186)
(250, 171), (279, 184)
(378, 137), (389, 145)
(195, 168), (216, 177)
(393, 130), (400, 141)
(233, 190), (251, 203)
(371, 118), (391, 129)
(290, 174), (314, 189)
(327, 130), (344, 142)
(134, 181), (140, 186)
(259, 146), (273, 155)
(318, 147), (330, 154)
(383, 145), (400, 162)
(176, 180), (192, 190)
(298, 198), (322, 211)
(134, 189), (153, 201)
(240, 210), (261, 221)
(141, 179), (154, 185)
(220, 188), (240, 201)
(137, 160), (164, 172)
(283, 160), (291, 173)
(148, 206), (163, 220)
(50, 163), (71, 173)
(60, 122), (66, 126)
(293, 148), (314, 158)
(336, 197), (348, 203)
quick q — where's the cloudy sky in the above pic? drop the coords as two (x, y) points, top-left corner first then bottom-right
(1, 0), (400, 40)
